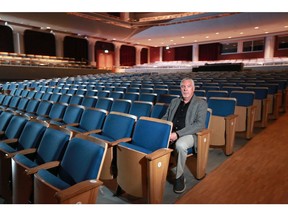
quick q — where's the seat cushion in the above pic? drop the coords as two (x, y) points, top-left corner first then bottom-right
(119, 142), (152, 155)
(0, 142), (16, 153)
(37, 169), (71, 190)
(14, 153), (38, 168)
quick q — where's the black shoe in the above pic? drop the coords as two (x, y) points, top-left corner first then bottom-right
(173, 174), (186, 194)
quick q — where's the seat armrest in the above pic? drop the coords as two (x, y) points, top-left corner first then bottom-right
(5, 147), (36, 159)
(146, 148), (173, 161)
(196, 128), (210, 136)
(82, 129), (102, 136)
(55, 179), (103, 203)
(51, 118), (62, 122)
(61, 123), (79, 128)
(25, 161), (60, 175)
(16, 148), (37, 156)
(1, 138), (18, 144)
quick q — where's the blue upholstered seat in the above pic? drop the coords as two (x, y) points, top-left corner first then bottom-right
(150, 103), (168, 119)
(139, 93), (157, 103)
(0, 115), (29, 141)
(157, 94), (179, 104)
(110, 99), (131, 113)
(0, 111), (14, 132)
(37, 102), (67, 122)
(49, 104), (84, 126)
(0, 119), (48, 202)
(123, 92), (139, 101)
(208, 97), (236, 117)
(129, 101), (153, 119)
(25, 100), (53, 118)
(12, 124), (72, 203)
(81, 96), (98, 108)
(33, 134), (107, 204)
(117, 117), (172, 203)
(65, 108), (107, 134)
(95, 97), (113, 111)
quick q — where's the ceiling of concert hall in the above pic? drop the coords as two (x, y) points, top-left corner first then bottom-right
(0, 12), (288, 47)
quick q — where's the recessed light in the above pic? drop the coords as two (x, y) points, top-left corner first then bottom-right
(181, 36), (185, 39)
(284, 26), (288, 28)
(254, 26), (259, 30)
(170, 39), (174, 42)
(240, 32), (244, 35)
(148, 39), (151, 41)
(228, 36), (232, 39)
(194, 40), (198, 42)
(265, 32), (269, 34)
(205, 36), (209, 38)
(215, 32), (219, 35)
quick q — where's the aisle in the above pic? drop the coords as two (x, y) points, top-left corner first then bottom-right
(176, 112), (288, 204)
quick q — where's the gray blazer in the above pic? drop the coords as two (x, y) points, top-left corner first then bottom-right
(162, 95), (208, 153)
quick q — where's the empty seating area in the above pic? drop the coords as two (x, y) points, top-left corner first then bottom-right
(0, 52), (93, 69)
(0, 69), (287, 204)
(128, 57), (288, 73)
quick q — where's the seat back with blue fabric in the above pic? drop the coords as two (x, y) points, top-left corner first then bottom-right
(33, 134), (107, 204)
(66, 108), (108, 134)
(3, 96), (20, 110)
(81, 96), (98, 108)
(230, 91), (255, 107)
(1, 115), (29, 140)
(208, 97), (236, 117)
(41, 92), (52, 101)
(56, 104), (85, 126)
(69, 95), (84, 105)
(58, 94), (72, 104)
(49, 93), (62, 103)
(110, 99), (132, 113)
(12, 97), (29, 112)
(97, 90), (110, 98)
(91, 111), (137, 142)
(0, 111), (14, 132)
(0, 95), (13, 108)
(16, 119), (48, 151)
(17, 99), (40, 115)
(38, 102), (68, 122)
(28, 100), (53, 117)
(139, 93), (157, 103)
(123, 92), (139, 101)
(129, 101), (153, 119)
(109, 91), (124, 99)
(86, 90), (98, 96)
(95, 97), (113, 111)
(206, 90), (229, 100)
(150, 103), (169, 119)
(157, 94), (179, 104)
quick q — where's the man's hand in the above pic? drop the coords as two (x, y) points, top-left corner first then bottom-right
(170, 132), (178, 142)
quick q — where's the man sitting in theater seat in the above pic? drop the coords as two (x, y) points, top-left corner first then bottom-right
(162, 78), (207, 194)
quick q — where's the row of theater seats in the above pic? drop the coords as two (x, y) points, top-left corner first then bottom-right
(0, 92), (171, 121)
